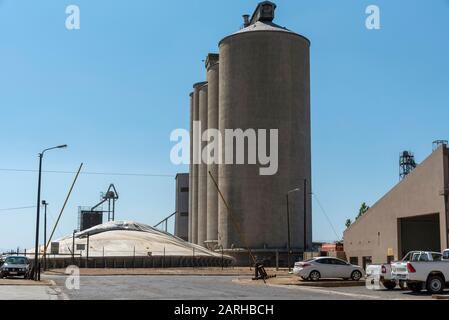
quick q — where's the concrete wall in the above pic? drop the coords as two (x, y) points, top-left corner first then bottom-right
(344, 146), (448, 264)
(175, 173), (189, 241)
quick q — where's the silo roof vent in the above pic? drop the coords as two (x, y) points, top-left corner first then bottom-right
(250, 1), (277, 25)
(242, 14), (250, 28)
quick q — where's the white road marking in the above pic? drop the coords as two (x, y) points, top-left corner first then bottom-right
(266, 283), (383, 300)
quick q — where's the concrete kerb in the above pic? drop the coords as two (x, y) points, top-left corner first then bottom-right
(46, 272), (253, 277)
(234, 277), (366, 288)
(43, 267), (291, 277)
(432, 294), (449, 300)
(0, 279), (55, 286)
(43, 269), (264, 277)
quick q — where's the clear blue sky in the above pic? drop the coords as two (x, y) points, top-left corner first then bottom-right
(0, 0), (448, 251)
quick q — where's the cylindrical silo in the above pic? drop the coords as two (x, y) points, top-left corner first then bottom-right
(188, 92), (193, 243)
(192, 82), (207, 244)
(197, 83), (209, 247)
(218, 2), (312, 257)
(205, 54), (220, 246)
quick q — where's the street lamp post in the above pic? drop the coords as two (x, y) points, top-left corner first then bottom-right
(286, 188), (300, 272)
(33, 145), (67, 280)
(42, 200), (48, 271)
(303, 179), (308, 254)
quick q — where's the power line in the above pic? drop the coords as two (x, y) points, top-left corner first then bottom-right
(312, 193), (341, 241)
(0, 168), (174, 178)
(0, 206), (36, 212)
(0, 206), (36, 215)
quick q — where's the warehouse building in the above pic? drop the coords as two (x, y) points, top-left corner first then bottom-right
(188, 1), (312, 266)
(344, 145), (449, 267)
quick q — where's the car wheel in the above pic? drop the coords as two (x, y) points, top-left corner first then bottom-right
(408, 282), (423, 293)
(383, 280), (396, 290)
(309, 270), (321, 281)
(351, 270), (362, 281)
(426, 276), (444, 294)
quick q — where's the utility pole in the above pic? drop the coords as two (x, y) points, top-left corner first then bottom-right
(72, 230), (76, 265)
(286, 188), (300, 271)
(34, 152), (43, 280)
(86, 233), (90, 268)
(286, 193), (291, 271)
(112, 198), (115, 221)
(221, 246), (224, 270)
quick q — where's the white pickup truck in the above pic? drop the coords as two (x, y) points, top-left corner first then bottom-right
(367, 251), (441, 290)
(392, 251), (449, 294)
(391, 251), (442, 276)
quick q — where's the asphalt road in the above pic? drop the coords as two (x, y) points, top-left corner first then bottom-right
(44, 275), (442, 300)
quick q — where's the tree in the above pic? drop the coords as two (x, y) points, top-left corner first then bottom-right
(345, 219), (352, 229)
(356, 202), (370, 220)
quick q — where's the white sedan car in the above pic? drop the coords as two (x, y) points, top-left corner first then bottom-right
(293, 257), (364, 281)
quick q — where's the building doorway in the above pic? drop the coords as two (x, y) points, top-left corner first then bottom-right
(398, 213), (440, 258)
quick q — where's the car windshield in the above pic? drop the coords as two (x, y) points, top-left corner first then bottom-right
(402, 251), (420, 262)
(5, 257), (28, 265)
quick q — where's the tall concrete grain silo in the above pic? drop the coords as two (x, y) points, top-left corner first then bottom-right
(205, 54), (220, 248)
(188, 92), (193, 242)
(218, 1), (312, 264)
(191, 81), (207, 244)
(197, 83), (209, 247)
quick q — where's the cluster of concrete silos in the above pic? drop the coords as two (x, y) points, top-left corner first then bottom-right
(188, 1), (312, 266)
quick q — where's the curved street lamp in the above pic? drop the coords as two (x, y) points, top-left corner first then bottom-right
(33, 145), (67, 280)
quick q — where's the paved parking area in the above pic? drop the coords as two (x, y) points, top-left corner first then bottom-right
(1, 274), (445, 300)
(45, 275), (443, 300)
(0, 285), (60, 300)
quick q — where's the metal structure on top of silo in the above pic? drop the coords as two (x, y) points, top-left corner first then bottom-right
(217, 1), (312, 263)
